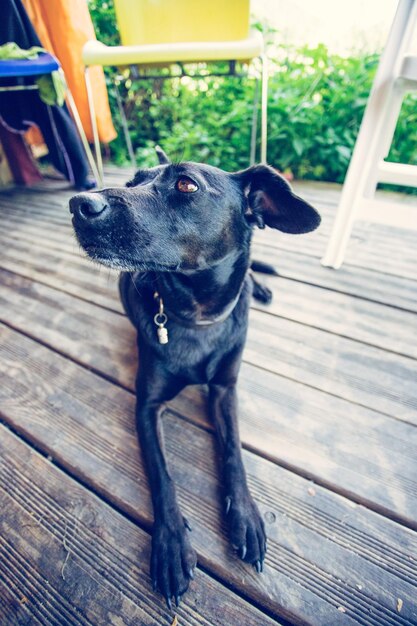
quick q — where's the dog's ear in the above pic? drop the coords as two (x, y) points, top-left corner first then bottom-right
(232, 164), (320, 233)
(155, 145), (170, 164)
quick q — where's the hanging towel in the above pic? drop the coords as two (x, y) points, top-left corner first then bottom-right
(22, 0), (116, 144)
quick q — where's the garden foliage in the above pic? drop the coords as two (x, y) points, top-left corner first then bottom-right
(89, 1), (417, 183)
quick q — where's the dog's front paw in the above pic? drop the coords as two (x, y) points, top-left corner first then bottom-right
(151, 514), (197, 609)
(225, 493), (266, 571)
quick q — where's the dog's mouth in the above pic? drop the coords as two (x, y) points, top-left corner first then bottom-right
(82, 245), (179, 272)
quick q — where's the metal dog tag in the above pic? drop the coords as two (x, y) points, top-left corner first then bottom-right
(154, 292), (169, 344)
(157, 326), (169, 344)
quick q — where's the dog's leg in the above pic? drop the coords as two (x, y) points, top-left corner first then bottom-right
(209, 363), (266, 571)
(136, 366), (197, 608)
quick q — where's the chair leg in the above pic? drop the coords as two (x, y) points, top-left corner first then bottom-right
(321, 153), (367, 269)
(321, 78), (396, 269)
(64, 83), (101, 185)
(321, 0), (416, 269)
(364, 81), (405, 197)
(84, 66), (104, 186)
(379, 82), (406, 160)
(113, 76), (136, 168)
(260, 54), (268, 164)
(250, 77), (259, 166)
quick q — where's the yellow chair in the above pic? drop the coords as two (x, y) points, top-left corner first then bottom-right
(82, 0), (267, 185)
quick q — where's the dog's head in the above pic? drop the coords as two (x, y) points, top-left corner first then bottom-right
(70, 149), (320, 272)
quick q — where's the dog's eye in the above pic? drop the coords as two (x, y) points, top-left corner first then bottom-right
(176, 177), (198, 193)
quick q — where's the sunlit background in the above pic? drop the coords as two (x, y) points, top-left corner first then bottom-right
(253, 0), (402, 53)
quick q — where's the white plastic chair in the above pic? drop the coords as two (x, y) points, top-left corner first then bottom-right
(322, 0), (417, 269)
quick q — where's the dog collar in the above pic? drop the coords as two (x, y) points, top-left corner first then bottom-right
(153, 290), (241, 343)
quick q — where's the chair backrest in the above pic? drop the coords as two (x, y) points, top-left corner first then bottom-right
(0, 53), (59, 78)
(113, 0), (250, 47)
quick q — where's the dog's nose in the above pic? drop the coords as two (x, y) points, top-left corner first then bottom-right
(69, 192), (109, 220)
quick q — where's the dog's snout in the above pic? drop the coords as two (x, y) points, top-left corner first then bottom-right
(69, 193), (109, 220)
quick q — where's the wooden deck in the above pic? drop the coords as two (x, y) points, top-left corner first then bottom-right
(0, 167), (416, 625)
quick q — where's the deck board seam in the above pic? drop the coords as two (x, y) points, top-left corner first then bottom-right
(251, 303), (417, 361)
(266, 546), (412, 626)
(3, 446), (411, 626)
(0, 265), (123, 316)
(0, 470), (205, 626)
(242, 356), (417, 429)
(251, 263), (417, 315)
(248, 475), (417, 583)
(236, 437), (417, 531)
(256, 239), (417, 284)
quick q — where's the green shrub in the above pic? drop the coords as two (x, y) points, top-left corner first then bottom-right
(89, 1), (417, 183)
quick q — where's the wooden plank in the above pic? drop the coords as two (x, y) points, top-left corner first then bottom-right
(1, 272), (416, 525)
(254, 190), (417, 281)
(180, 369), (417, 524)
(0, 205), (73, 234)
(252, 274), (417, 359)
(251, 242), (417, 312)
(0, 327), (416, 625)
(0, 196), (71, 224)
(255, 231), (417, 283)
(0, 269), (131, 384)
(2, 219), (82, 258)
(258, 179), (417, 292)
(0, 236), (121, 312)
(246, 309), (417, 424)
(0, 426), (280, 626)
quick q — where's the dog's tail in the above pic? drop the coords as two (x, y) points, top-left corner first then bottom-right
(250, 259), (277, 305)
(251, 275), (273, 304)
(250, 259), (279, 276)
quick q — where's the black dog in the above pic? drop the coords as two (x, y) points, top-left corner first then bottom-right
(69, 148), (320, 608)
